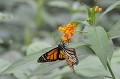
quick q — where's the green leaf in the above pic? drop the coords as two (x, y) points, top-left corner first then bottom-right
(33, 55), (109, 79)
(72, 21), (81, 27)
(31, 61), (66, 76)
(87, 26), (109, 69)
(107, 40), (114, 61)
(61, 72), (105, 79)
(77, 76), (105, 79)
(99, 1), (120, 19)
(27, 42), (51, 55)
(3, 42), (94, 75)
(79, 21), (91, 26)
(3, 42), (52, 74)
(110, 49), (120, 79)
(75, 55), (110, 78)
(30, 46), (95, 76)
(71, 21), (90, 27)
(75, 56), (109, 77)
(0, 59), (10, 73)
(108, 19), (120, 39)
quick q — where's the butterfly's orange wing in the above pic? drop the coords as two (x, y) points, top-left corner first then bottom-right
(37, 47), (65, 62)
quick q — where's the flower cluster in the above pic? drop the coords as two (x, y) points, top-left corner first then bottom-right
(58, 23), (76, 41)
(90, 6), (102, 12)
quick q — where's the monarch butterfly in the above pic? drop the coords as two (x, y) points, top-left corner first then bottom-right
(37, 41), (79, 73)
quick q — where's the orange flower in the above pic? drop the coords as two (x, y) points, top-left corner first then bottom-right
(58, 23), (76, 41)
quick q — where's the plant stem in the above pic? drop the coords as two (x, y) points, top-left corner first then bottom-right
(107, 60), (116, 79)
(36, 0), (43, 28)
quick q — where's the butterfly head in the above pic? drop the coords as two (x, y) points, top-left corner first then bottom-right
(58, 41), (67, 49)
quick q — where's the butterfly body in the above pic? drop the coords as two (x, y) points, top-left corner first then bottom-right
(37, 41), (79, 73)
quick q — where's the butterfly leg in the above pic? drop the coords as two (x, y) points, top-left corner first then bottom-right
(63, 53), (75, 74)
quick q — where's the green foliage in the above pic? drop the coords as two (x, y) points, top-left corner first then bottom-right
(107, 40), (114, 61)
(108, 19), (120, 39)
(86, 26), (109, 69)
(0, 0), (120, 79)
(99, 1), (120, 20)
(27, 42), (51, 55)
(30, 45), (94, 76)
(0, 59), (10, 73)
(3, 42), (52, 74)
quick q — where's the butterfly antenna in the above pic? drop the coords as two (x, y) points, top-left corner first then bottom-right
(67, 40), (70, 46)
(50, 33), (58, 45)
(60, 39), (65, 45)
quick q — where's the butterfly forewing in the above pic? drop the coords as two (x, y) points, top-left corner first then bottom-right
(37, 47), (58, 62)
(37, 47), (65, 62)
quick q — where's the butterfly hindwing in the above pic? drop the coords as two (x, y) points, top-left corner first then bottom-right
(58, 49), (65, 60)
(63, 47), (79, 65)
(59, 48), (77, 73)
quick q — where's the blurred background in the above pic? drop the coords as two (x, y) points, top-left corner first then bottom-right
(0, 0), (120, 79)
